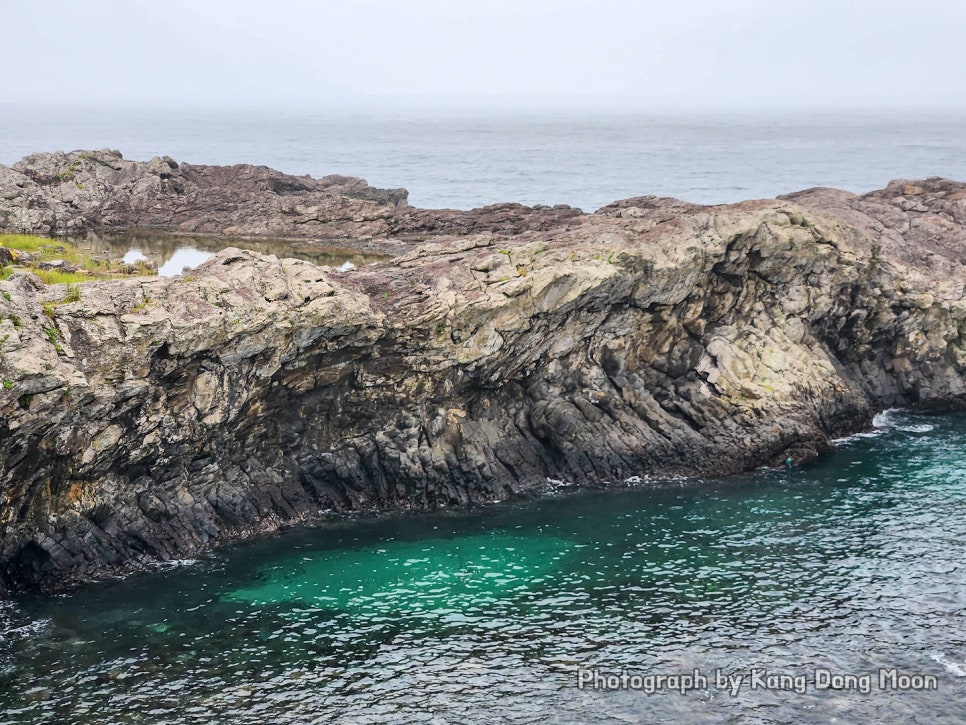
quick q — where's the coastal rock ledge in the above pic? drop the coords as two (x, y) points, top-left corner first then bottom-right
(1, 152), (966, 592)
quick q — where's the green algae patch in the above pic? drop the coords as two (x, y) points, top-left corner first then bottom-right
(224, 532), (574, 615)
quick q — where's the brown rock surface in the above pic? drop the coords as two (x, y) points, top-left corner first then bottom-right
(0, 149), (584, 248)
(1, 159), (965, 592)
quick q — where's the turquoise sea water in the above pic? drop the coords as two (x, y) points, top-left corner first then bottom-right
(2, 109), (966, 722)
(2, 409), (965, 723)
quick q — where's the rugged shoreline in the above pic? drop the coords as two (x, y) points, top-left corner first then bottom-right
(0, 149), (583, 250)
(2, 151), (965, 593)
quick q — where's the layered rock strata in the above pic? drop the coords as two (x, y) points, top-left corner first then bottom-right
(0, 149), (582, 248)
(1, 153), (965, 592)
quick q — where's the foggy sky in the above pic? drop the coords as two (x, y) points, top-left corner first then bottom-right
(7, 0), (966, 112)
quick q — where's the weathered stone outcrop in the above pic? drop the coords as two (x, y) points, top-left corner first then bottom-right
(1, 161), (965, 593)
(0, 149), (583, 247)
(0, 149), (410, 244)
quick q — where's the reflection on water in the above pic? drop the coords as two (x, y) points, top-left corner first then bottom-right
(75, 231), (393, 277)
(2, 413), (965, 723)
(156, 248), (216, 276)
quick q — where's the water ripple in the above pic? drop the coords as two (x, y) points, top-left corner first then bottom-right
(2, 412), (966, 722)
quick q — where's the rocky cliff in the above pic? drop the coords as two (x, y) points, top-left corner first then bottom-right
(0, 149), (582, 249)
(1, 152), (965, 592)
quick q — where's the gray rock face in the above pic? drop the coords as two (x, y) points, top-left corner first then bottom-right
(0, 149), (582, 247)
(0, 149), (405, 243)
(1, 163), (965, 593)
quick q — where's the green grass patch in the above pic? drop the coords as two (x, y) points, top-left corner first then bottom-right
(130, 297), (153, 314)
(0, 234), (153, 283)
(35, 269), (96, 285)
(0, 234), (55, 254)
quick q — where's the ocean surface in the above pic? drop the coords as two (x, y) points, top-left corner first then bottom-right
(1, 409), (965, 723)
(3, 109), (966, 723)
(1, 106), (966, 211)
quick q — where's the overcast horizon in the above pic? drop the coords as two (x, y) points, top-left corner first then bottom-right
(6, 100), (966, 117)
(7, 0), (966, 113)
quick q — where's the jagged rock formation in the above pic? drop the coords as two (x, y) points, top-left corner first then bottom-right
(0, 149), (582, 247)
(1, 155), (965, 592)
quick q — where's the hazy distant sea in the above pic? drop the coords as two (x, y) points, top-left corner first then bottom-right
(3, 108), (966, 723)
(1, 105), (965, 211)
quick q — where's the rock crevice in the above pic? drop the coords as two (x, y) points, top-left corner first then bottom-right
(1, 153), (965, 591)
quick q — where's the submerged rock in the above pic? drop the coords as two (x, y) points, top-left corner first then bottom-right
(1, 164), (965, 593)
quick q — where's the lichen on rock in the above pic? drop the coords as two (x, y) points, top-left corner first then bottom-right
(1, 153), (965, 592)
